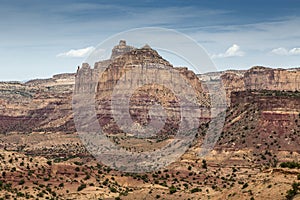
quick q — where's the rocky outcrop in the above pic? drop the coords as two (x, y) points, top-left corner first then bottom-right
(0, 74), (75, 134)
(75, 41), (210, 137)
(110, 40), (136, 59)
(244, 66), (300, 91)
(199, 66), (300, 105)
(25, 73), (75, 87)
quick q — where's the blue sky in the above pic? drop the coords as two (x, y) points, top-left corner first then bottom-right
(1, 0), (300, 81)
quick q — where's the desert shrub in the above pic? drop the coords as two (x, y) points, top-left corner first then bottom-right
(103, 178), (109, 186)
(77, 184), (86, 191)
(74, 161), (83, 166)
(152, 173), (158, 178)
(18, 179), (25, 185)
(169, 185), (177, 194)
(280, 161), (300, 169)
(190, 188), (202, 193)
(183, 183), (188, 189)
(37, 192), (44, 197)
(43, 177), (50, 181)
(16, 192), (25, 197)
(242, 183), (248, 189)
(202, 160), (207, 169)
(110, 187), (117, 193)
(286, 182), (300, 200)
(84, 174), (90, 180)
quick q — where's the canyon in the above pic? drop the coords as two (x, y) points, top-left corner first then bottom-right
(0, 41), (299, 199)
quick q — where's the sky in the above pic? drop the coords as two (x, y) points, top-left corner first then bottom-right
(1, 0), (300, 81)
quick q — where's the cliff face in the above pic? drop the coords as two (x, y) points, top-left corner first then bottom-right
(201, 66), (300, 104)
(0, 41), (299, 137)
(0, 74), (75, 134)
(244, 66), (300, 91)
(75, 42), (210, 137)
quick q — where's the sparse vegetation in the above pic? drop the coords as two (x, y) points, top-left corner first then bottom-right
(77, 184), (86, 191)
(169, 185), (177, 194)
(286, 182), (300, 200)
(191, 187), (202, 193)
(280, 161), (300, 169)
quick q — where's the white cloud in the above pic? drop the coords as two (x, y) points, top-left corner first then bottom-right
(271, 47), (289, 55)
(270, 47), (300, 56)
(289, 48), (300, 55)
(57, 46), (95, 58)
(211, 44), (245, 59)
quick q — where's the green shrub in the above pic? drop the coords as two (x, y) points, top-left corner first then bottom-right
(190, 188), (202, 193)
(169, 185), (177, 194)
(286, 182), (300, 200)
(18, 179), (25, 185)
(242, 183), (248, 189)
(202, 160), (207, 169)
(110, 187), (117, 193)
(77, 184), (86, 191)
(280, 161), (300, 169)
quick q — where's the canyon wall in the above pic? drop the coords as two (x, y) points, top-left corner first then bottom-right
(0, 40), (299, 135)
(199, 66), (300, 104)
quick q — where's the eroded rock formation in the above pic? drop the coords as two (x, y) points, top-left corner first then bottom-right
(74, 41), (210, 137)
(199, 66), (300, 105)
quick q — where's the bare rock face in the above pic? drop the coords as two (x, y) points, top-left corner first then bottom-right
(75, 41), (210, 137)
(244, 66), (300, 91)
(110, 40), (136, 59)
(220, 72), (245, 103)
(201, 66), (300, 105)
(0, 74), (76, 134)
